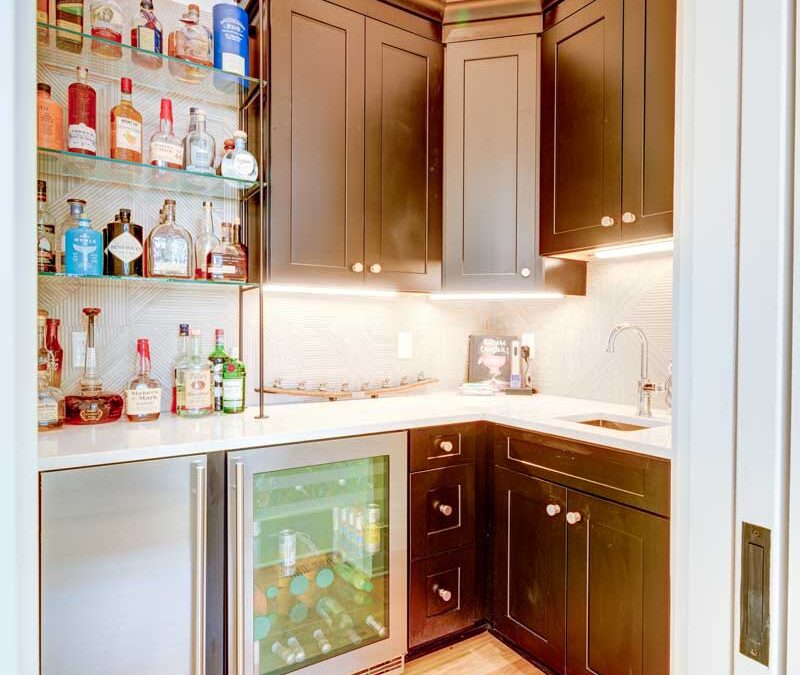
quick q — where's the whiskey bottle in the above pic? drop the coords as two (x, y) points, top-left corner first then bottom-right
(37, 181), (56, 273)
(37, 84), (64, 151)
(111, 78), (143, 163)
(67, 67), (97, 156)
(150, 98), (183, 169)
(194, 201), (219, 279)
(56, 0), (84, 53)
(207, 222), (247, 282)
(105, 208), (144, 276)
(38, 311), (65, 431)
(184, 110), (216, 175)
(176, 330), (213, 417)
(131, 0), (163, 70)
(65, 308), (124, 425)
(148, 199), (193, 278)
(125, 338), (162, 422)
(208, 329), (228, 413)
(168, 4), (213, 83)
(89, 0), (123, 60)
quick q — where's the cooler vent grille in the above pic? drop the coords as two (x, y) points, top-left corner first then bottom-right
(352, 655), (404, 675)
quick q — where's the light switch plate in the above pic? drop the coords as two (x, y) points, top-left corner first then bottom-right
(397, 332), (413, 360)
(72, 332), (86, 368)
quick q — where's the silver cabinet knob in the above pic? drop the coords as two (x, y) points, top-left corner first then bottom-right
(566, 511), (582, 525)
(435, 501), (453, 516)
(369, 263), (382, 274)
(546, 504), (561, 517)
(600, 216), (615, 227)
(436, 587), (452, 602)
(439, 440), (454, 453)
(520, 267), (531, 278)
(351, 262), (364, 273)
(622, 212), (637, 224)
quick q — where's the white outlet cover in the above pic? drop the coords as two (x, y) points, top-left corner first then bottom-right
(72, 332), (86, 368)
(397, 331), (413, 360)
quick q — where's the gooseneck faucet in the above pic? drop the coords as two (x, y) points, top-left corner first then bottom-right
(605, 323), (664, 417)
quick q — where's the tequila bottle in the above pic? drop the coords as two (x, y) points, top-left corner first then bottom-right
(207, 222), (247, 282)
(194, 201), (219, 279)
(148, 199), (193, 278)
(220, 130), (258, 182)
(208, 328), (228, 412)
(222, 345), (246, 414)
(176, 331), (213, 417)
(90, 0), (123, 60)
(184, 111), (216, 174)
(65, 308), (124, 425)
(150, 98), (183, 168)
(168, 3), (213, 83)
(38, 311), (65, 431)
(131, 0), (163, 69)
(125, 338), (162, 422)
(37, 181), (56, 273)
(57, 198), (86, 273)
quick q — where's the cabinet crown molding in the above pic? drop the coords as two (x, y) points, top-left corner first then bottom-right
(380, 0), (543, 23)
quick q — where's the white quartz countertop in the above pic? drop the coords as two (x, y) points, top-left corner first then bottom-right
(38, 391), (672, 471)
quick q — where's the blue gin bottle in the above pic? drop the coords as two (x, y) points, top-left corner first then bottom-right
(65, 216), (103, 276)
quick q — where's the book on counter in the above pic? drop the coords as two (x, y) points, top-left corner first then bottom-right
(467, 334), (518, 390)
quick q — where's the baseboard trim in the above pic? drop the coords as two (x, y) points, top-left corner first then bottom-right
(405, 622), (490, 662)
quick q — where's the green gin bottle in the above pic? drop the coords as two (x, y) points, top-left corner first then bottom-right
(208, 328), (229, 413)
(222, 346), (246, 414)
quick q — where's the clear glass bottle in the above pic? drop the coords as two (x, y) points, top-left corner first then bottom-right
(125, 338), (162, 422)
(176, 330), (213, 417)
(131, 0), (163, 70)
(194, 201), (219, 279)
(67, 67), (97, 156)
(218, 138), (234, 175)
(90, 0), (124, 60)
(208, 328), (228, 413)
(150, 98), (183, 169)
(57, 198), (86, 273)
(222, 345), (246, 414)
(65, 308), (124, 425)
(148, 199), (193, 278)
(171, 323), (190, 414)
(111, 77), (143, 163)
(37, 181), (56, 273)
(38, 311), (65, 431)
(184, 111), (216, 174)
(168, 3), (213, 83)
(207, 222), (247, 282)
(221, 130), (258, 182)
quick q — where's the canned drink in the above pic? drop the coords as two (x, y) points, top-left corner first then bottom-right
(279, 529), (297, 575)
(366, 503), (381, 525)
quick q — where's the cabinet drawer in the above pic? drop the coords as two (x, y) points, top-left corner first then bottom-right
(409, 546), (477, 648)
(410, 464), (476, 559)
(492, 425), (670, 517)
(409, 423), (483, 472)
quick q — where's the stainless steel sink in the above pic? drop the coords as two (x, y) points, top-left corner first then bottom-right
(577, 418), (649, 432)
(558, 413), (669, 432)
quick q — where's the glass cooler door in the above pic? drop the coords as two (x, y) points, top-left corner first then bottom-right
(229, 432), (408, 675)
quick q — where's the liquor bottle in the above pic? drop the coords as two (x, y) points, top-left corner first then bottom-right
(172, 323), (190, 413)
(208, 329), (228, 413)
(56, 0), (84, 53)
(131, 0), (163, 69)
(168, 4), (213, 83)
(57, 198), (86, 273)
(111, 78), (143, 163)
(233, 218), (247, 262)
(194, 201), (219, 279)
(89, 0), (123, 60)
(65, 215), (103, 276)
(148, 199), (193, 278)
(184, 111), (216, 175)
(207, 222), (247, 282)
(220, 130), (258, 182)
(37, 84), (64, 151)
(38, 310), (65, 432)
(176, 330), (213, 417)
(223, 346), (246, 414)
(65, 308), (124, 425)
(105, 208), (144, 276)
(150, 98), (183, 169)
(45, 317), (64, 388)
(218, 138), (234, 175)
(125, 339), (162, 422)
(213, 0), (249, 75)
(37, 181), (57, 273)
(37, 0), (49, 42)
(67, 67), (97, 156)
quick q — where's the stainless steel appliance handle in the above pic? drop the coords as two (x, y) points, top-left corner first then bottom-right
(193, 462), (207, 675)
(233, 460), (245, 675)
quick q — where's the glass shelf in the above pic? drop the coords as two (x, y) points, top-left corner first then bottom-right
(39, 272), (254, 289)
(37, 23), (263, 109)
(38, 148), (262, 199)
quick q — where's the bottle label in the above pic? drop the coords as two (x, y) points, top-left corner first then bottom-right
(68, 123), (97, 153)
(184, 370), (212, 410)
(67, 229), (99, 274)
(38, 400), (59, 424)
(125, 387), (161, 415)
(80, 403), (105, 423)
(90, 3), (122, 42)
(37, 9), (48, 23)
(223, 378), (244, 408)
(150, 140), (184, 167)
(222, 52), (246, 76)
(107, 231), (143, 264)
(154, 260), (189, 276)
(135, 26), (161, 53)
(208, 263), (237, 276)
(115, 117), (142, 153)
(38, 101), (64, 150)
(188, 146), (211, 170)
(233, 154), (257, 180)
(38, 225), (56, 272)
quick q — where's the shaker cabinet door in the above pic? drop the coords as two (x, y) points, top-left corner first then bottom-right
(270, 0), (365, 285)
(365, 19), (443, 291)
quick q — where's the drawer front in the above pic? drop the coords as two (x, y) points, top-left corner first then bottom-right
(492, 425), (670, 517)
(410, 464), (476, 559)
(409, 423), (484, 472)
(409, 546), (477, 648)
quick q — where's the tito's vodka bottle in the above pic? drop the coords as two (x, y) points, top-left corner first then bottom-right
(177, 330), (213, 417)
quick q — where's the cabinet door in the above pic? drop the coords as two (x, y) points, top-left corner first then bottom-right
(621, 0), (676, 242)
(365, 19), (443, 292)
(41, 456), (207, 675)
(444, 36), (539, 291)
(566, 491), (669, 675)
(493, 466), (566, 673)
(540, 0), (623, 255)
(271, 0), (365, 285)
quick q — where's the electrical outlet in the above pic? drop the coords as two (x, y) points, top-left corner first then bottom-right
(72, 332), (86, 368)
(397, 332), (413, 360)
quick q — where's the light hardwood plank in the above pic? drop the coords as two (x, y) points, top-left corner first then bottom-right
(405, 633), (546, 675)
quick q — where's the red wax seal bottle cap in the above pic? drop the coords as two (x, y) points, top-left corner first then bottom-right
(160, 98), (173, 122)
(120, 77), (133, 94)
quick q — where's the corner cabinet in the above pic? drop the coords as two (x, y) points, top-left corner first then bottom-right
(540, 0), (676, 256)
(270, 0), (443, 291)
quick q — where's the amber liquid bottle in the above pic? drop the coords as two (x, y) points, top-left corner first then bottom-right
(67, 67), (97, 156)
(111, 77), (143, 163)
(125, 339), (162, 422)
(45, 318), (64, 389)
(55, 0), (84, 53)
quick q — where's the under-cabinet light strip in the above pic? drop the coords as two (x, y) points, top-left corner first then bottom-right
(263, 284), (401, 298)
(593, 238), (674, 259)
(428, 292), (564, 301)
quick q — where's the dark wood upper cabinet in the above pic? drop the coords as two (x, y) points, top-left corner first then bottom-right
(365, 19), (443, 291)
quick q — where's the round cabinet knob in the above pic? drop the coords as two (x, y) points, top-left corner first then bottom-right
(435, 502), (453, 516)
(437, 588), (452, 602)
(600, 216), (615, 228)
(520, 267), (531, 278)
(351, 262), (364, 273)
(439, 440), (454, 453)
(622, 212), (637, 224)
(566, 511), (582, 526)
(369, 263), (382, 274)
(545, 504), (561, 517)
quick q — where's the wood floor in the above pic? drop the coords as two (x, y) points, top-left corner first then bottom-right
(405, 633), (546, 675)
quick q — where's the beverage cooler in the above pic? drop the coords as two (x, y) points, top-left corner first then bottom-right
(227, 432), (408, 675)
